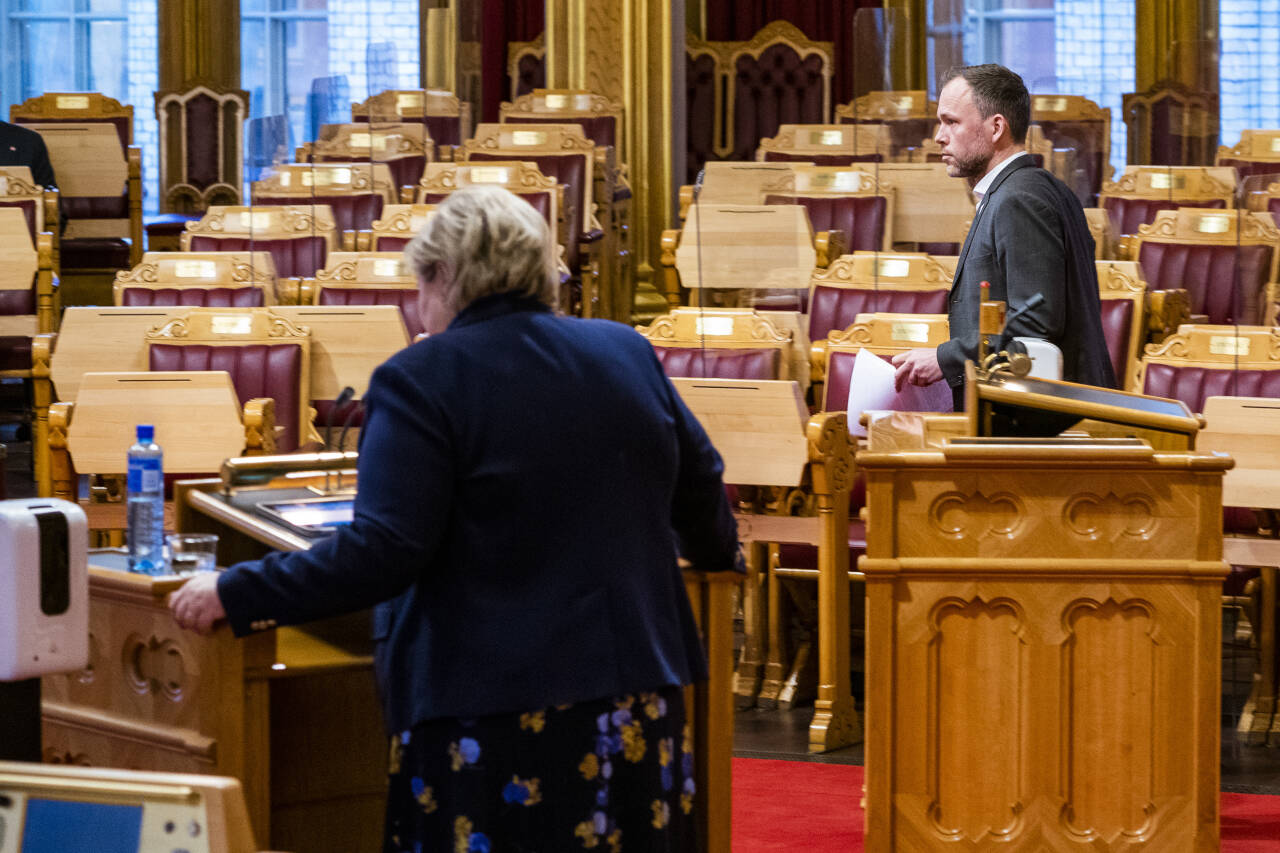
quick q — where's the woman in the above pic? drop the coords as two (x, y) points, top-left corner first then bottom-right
(169, 185), (739, 852)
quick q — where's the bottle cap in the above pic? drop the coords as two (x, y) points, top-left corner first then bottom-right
(136, 424), (155, 442)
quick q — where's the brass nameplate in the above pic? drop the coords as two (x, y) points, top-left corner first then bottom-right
(896, 95), (914, 112)
(397, 92), (423, 110)
(238, 212), (274, 231)
(512, 130), (548, 146)
(1034, 96), (1068, 112)
(0, 178), (7, 195)
(1271, 137), (1280, 154)
(468, 166), (510, 184)
(543, 94), (568, 109)
(56, 95), (90, 110)
(1197, 214), (1230, 234)
(695, 316), (734, 336)
(349, 132), (371, 149)
(175, 260), (217, 279)
(1210, 335), (1250, 356)
(809, 170), (860, 191)
(810, 130), (844, 146)
(373, 259), (403, 277)
(211, 315), (253, 335)
(891, 321), (930, 343)
(878, 259), (910, 277)
(1147, 172), (1187, 190)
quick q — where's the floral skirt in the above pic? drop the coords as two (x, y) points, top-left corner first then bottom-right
(384, 685), (695, 853)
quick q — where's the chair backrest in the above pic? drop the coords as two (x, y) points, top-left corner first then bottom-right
(0, 165), (53, 241)
(1030, 94), (1113, 203)
(1100, 165), (1237, 237)
(182, 205), (336, 280)
(304, 251), (422, 338)
(365, 204), (436, 252)
(819, 312), (950, 411)
(154, 84), (249, 214)
(636, 307), (792, 380)
(757, 124), (892, 165)
(1217, 129), (1280, 183)
(0, 207), (42, 325)
(1133, 208), (1280, 325)
(674, 203), (817, 294)
(806, 252), (955, 344)
(1138, 324), (1280, 412)
(417, 161), (562, 259)
(304, 122), (433, 194)
(1122, 80), (1219, 167)
(1084, 207), (1118, 258)
(114, 251), (276, 307)
(251, 163), (395, 238)
(500, 89), (624, 160)
(834, 90), (935, 155)
(1246, 179), (1280, 229)
(11, 92), (133, 146)
(145, 307), (313, 453)
(507, 33), (547, 101)
(1095, 260), (1148, 390)
(723, 22), (833, 163)
(350, 89), (471, 148)
(459, 124), (597, 268)
(761, 167), (893, 252)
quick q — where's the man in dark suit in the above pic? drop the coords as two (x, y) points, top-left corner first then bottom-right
(892, 64), (1115, 414)
(0, 120), (57, 189)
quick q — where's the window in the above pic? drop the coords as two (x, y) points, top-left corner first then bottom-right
(964, 0), (1057, 91)
(241, 0), (421, 176)
(1218, 0), (1280, 151)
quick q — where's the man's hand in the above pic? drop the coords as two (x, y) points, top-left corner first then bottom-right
(891, 348), (944, 391)
(168, 572), (227, 635)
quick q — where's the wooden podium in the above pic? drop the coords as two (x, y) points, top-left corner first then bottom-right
(858, 437), (1230, 850)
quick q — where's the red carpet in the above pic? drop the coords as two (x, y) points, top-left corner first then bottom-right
(732, 758), (1280, 851)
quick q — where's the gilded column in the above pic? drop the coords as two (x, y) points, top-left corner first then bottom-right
(158, 0), (240, 91)
(1135, 0), (1219, 91)
(882, 0), (928, 91)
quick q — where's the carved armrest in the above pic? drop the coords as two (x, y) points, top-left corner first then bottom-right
(1144, 288), (1190, 343)
(275, 277), (304, 305)
(242, 398), (278, 455)
(437, 144), (456, 162)
(35, 231), (57, 334)
(660, 228), (683, 308)
(809, 338), (829, 385)
(814, 230), (847, 269)
(805, 411), (854, 500)
(295, 143), (313, 162)
(48, 400), (75, 501)
(355, 230), (374, 252)
(127, 147), (143, 266)
(398, 185), (415, 205)
(42, 187), (60, 272)
(678, 185), (695, 223)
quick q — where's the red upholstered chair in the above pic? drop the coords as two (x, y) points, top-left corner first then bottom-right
(762, 166), (893, 254)
(181, 205), (337, 289)
(301, 252), (421, 338)
(1031, 94), (1113, 205)
(1095, 261), (1148, 390)
(1246, 179), (1280, 230)
(113, 252), (275, 308)
(500, 90), (623, 161)
(300, 123), (433, 204)
(835, 91), (935, 159)
(1100, 166), (1236, 253)
(1133, 208), (1280, 326)
(1217, 129), (1280, 184)
(251, 163), (396, 252)
(145, 307), (316, 453)
(636, 308), (792, 381)
(1123, 80), (1219, 167)
(685, 35), (725, 184)
(351, 89), (471, 157)
(806, 253), (955, 369)
(723, 22), (833, 164)
(507, 35), (546, 101)
(362, 204), (436, 253)
(757, 123), (891, 166)
(10, 92), (143, 302)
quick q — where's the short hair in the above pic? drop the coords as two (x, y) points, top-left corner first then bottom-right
(404, 185), (558, 313)
(941, 64), (1030, 145)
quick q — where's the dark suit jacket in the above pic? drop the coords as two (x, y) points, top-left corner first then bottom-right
(217, 294), (739, 732)
(938, 155), (1116, 402)
(0, 121), (56, 189)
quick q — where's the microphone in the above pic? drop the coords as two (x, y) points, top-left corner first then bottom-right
(692, 167), (706, 202)
(325, 386), (355, 451)
(995, 293), (1046, 348)
(336, 399), (363, 453)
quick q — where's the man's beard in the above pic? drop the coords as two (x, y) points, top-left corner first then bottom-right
(949, 150), (991, 181)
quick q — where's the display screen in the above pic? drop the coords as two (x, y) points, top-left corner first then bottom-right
(261, 498), (354, 530)
(22, 798), (143, 853)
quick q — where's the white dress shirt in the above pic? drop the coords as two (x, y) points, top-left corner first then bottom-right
(973, 150), (1029, 211)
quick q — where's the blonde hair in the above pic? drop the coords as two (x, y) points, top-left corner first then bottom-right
(404, 185), (557, 312)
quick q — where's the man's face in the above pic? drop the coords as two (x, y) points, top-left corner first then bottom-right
(935, 78), (996, 181)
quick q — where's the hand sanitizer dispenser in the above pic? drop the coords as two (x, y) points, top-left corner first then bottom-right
(0, 498), (88, 681)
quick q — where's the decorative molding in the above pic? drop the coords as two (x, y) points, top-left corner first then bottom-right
(124, 634), (189, 701)
(1063, 492), (1157, 541)
(929, 491), (1024, 540)
(184, 205), (337, 237)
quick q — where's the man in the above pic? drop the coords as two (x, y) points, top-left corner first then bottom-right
(0, 119), (57, 189)
(892, 64), (1115, 414)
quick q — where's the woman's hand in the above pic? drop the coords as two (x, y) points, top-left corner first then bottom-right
(168, 572), (227, 635)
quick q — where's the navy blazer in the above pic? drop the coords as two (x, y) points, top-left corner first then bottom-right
(217, 294), (739, 732)
(938, 155), (1116, 401)
(0, 121), (57, 190)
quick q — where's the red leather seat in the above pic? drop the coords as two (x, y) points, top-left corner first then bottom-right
(807, 286), (949, 346)
(149, 343), (305, 451)
(318, 287), (424, 338)
(686, 52), (719, 183)
(1136, 241), (1272, 324)
(421, 189), (553, 226)
(1098, 298), (1136, 382)
(651, 347), (779, 380)
(763, 193), (887, 252)
(730, 45), (829, 162)
(1103, 196), (1225, 237)
(187, 235), (327, 280)
(467, 151), (594, 269)
(1270, 198), (1280, 230)
(506, 115), (618, 150)
(120, 287), (264, 308)
(255, 194), (384, 235)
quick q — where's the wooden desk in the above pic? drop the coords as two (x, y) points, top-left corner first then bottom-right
(859, 438), (1229, 850)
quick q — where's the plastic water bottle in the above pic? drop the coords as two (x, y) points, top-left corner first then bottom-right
(127, 424), (166, 574)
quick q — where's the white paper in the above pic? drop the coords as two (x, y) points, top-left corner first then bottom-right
(845, 347), (953, 436)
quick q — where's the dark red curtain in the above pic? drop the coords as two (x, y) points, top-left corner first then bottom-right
(480, 0), (544, 124)
(705, 0), (888, 108)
